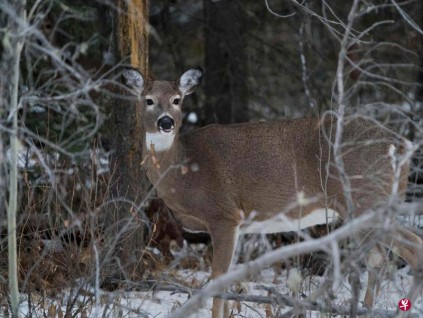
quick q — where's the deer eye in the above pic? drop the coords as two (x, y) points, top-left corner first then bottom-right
(173, 98), (180, 106)
(146, 98), (154, 106)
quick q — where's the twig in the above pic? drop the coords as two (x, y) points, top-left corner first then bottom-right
(390, 0), (423, 36)
(298, 19), (315, 110)
(333, 0), (360, 220)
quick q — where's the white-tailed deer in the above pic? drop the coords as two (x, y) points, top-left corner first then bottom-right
(122, 67), (422, 318)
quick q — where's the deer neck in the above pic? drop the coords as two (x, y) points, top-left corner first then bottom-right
(142, 130), (184, 182)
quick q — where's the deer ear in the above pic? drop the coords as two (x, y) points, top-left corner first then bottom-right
(122, 68), (145, 95)
(178, 67), (202, 96)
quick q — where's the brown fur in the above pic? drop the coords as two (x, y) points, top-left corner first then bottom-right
(123, 68), (423, 318)
(145, 198), (184, 259)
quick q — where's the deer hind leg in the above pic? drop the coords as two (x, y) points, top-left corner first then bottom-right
(381, 227), (423, 269)
(363, 227), (423, 308)
(382, 227), (423, 303)
(210, 221), (239, 318)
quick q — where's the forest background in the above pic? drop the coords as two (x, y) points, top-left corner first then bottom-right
(1, 0), (423, 317)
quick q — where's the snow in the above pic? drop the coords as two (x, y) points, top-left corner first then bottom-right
(187, 112), (198, 124)
(11, 262), (422, 317)
(6, 140), (38, 169)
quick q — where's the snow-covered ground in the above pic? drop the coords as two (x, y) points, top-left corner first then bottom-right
(13, 263), (422, 317)
(8, 203), (423, 317)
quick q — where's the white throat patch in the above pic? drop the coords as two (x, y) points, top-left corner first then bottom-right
(146, 132), (175, 152)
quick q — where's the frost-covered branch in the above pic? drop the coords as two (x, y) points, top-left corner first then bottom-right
(332, 0), (360, 219)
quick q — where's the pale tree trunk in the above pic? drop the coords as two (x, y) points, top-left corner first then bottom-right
(103, 0), (150, 283)
(204, 0), (249, 124)
(1, 0), (26, 316)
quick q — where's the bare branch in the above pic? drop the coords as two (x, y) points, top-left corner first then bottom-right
(391, 0), (423, 36)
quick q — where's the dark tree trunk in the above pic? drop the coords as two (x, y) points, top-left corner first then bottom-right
(416, 2), (423, 103)
(204, 0), (249, 124)
(103, 0), (150, 282)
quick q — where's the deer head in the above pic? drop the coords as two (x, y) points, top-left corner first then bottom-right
(122, 67), (202, 152)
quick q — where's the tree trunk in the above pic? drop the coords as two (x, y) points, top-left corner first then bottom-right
(104, 0), (149, 283)
(416, 1), (423, 103)
(204, 0), (249, 124)
(0, 0), (26, 315)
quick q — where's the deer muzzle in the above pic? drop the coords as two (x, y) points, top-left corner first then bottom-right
(157, 115), (175, 133)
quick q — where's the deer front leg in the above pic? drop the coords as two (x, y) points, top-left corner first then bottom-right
(364, 244), (385, 308)
(209, 221), (239, 318)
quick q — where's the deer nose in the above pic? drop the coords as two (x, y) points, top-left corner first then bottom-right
(157, 116), (175, 133)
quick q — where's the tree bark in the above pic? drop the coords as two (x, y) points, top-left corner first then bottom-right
(204, 0), (249, 124)
(416, 1), (423, 103)
(104, 0), (149, 282)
